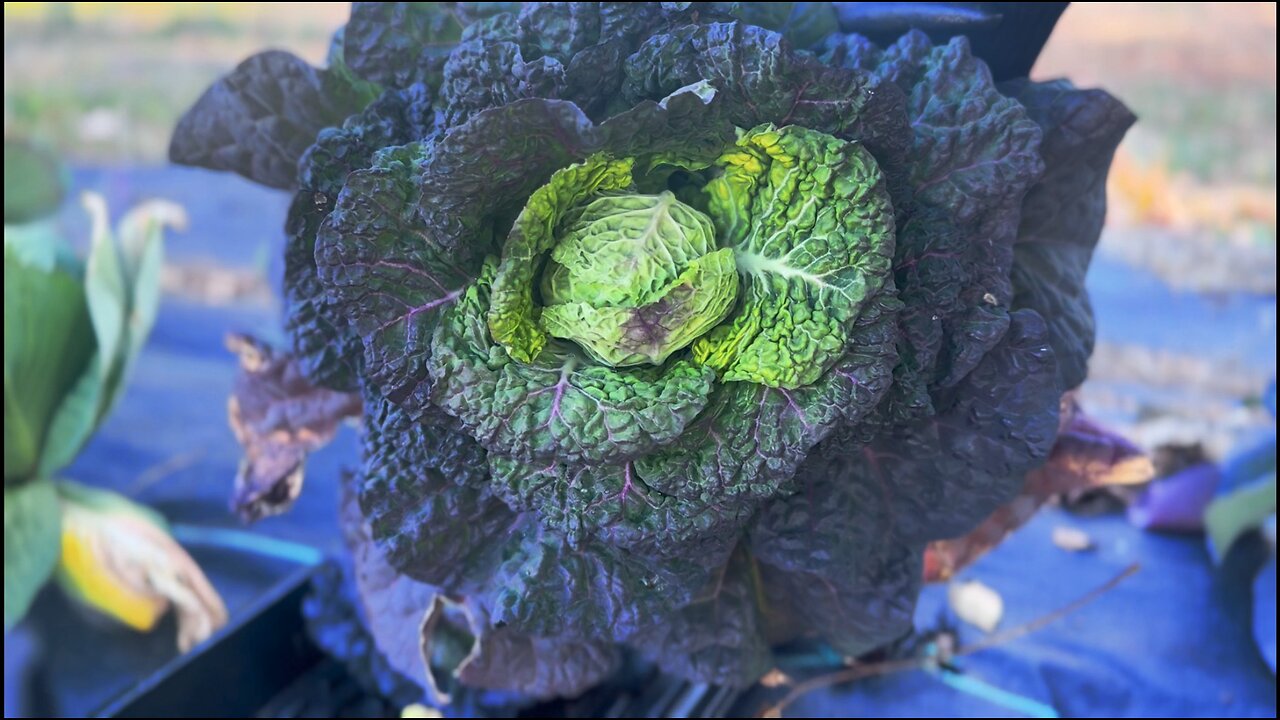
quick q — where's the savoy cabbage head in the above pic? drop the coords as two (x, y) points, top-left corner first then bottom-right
(171, 1), (1134, 699)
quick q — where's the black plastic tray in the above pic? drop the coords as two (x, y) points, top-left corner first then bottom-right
(8, 530), (323, 718)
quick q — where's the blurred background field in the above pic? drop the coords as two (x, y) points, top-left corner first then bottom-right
(4, 3), (347, 163)
(1038, 2), (1276, 295)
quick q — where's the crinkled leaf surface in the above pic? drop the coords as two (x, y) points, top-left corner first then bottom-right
(709, 2), (839, 50)
(322, 90), (729, 415)
(538, 191), (738, 368)
(827, 310), (1061, 543)
(283, 192), (364, 391)
(432, 259), (716, 465)
(439, 3), (667, 125)
(486, 455), (737, 562)
(287, 86), (436, 391)
(491, 295), (898, 560)
(691, 123), (895, 389)
(359, 390), (510, 590)
(889, 33), (1043, 386)
(757, 541), (921, 657)
(421, 596), (621, 701)
(925, 393), (1154, 581)
(344, 2), (468, 89)
(170, 51), (365, 189)
(478, 519), (708, 642)
(629, 549), (773, 685)
(540, 246), (739, 367)
(622, 22), (909, 157)
(369, 97), (671, 397)
(750, 416), (921, 654)
(1003, 78), (1136, 390)
(820, 30), (1048, 422)
(488, 154), (635, 363)
(316, 142), (478, 413)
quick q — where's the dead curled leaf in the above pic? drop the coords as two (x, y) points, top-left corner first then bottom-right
(924, 392), (1154, 581)
(59, 492), (228, 652)
(225, 333), (362, 522)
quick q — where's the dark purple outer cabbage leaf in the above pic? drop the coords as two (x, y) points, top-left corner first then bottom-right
(171, 1), (1134, 700)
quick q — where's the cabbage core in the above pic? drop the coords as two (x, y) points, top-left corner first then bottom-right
(538, 191), (739, 367)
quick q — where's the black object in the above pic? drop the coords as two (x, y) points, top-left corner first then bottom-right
(834, 2), (1070, 81)
(101, 565), (321, 718)
(10, 534), (325, 718)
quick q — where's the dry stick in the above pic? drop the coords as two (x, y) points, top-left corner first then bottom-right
(127, 448), (206, 495)
(759, 563), (1141, 718)
(957, 563), (1140, 657)
(756, 658), (926, 718)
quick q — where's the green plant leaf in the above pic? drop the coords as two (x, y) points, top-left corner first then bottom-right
(431, 259), (716, 465)
(3, 139), (67, 224)
(82, 195), (128, 409)
(691, 124), (895, 389)
(538, 189), (739, 367)
(709, 2), (839, 50)
(4, 478), (62, 630)
(488, 155), (635, 363)
(343, 2), (469, 89)
(3, 243), (94, 483)
(35, 364), (106, 479)
(166, 4), (1145, 694)
(1206, 475), (1277, 563)
(3, 222), (74, 273)
(37, 196), (183, 477)
(107, 199), (185, 414)
(1002, 79), (1136, 390)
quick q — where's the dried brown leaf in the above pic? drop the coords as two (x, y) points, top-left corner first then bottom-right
(225, 333), (361, 522)
(58, 491), (229, 652)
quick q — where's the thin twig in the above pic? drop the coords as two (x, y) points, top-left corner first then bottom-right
(127, 448), (206, 495)
(957, 563), (1140, 657)
(758, 563), (1141, 717)
(758, 658), (924, 718)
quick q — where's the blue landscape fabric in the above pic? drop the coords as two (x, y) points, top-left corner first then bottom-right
(786, 507), (1276, 717)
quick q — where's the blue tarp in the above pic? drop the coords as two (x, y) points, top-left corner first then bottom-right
(786, 507), (1276, 717)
